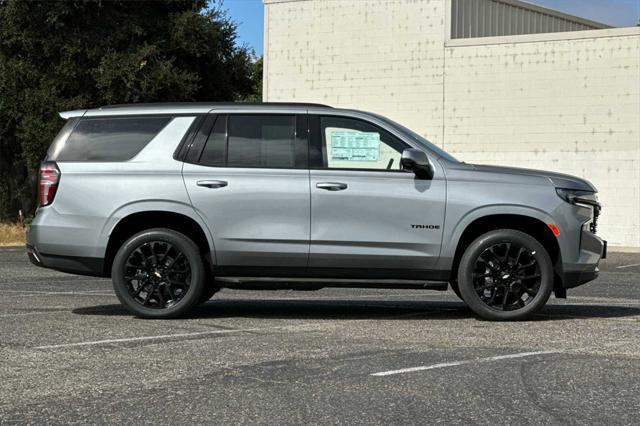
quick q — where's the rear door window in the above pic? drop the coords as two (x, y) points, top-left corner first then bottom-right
(192, 114), (308, 169)
(49, 116), (171, 162)
(198, 115), (227, 167)
(227, 115), (298, 168)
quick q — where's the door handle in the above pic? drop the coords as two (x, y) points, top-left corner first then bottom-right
(197, 180), (228, 189)
(316, 182), (348, 191)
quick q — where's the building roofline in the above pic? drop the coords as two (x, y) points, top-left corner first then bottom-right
(498, 0), (611, 29)
(265, 0), (612, 29)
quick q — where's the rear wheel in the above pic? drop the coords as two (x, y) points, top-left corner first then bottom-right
(457, 229), (553, 321)
(111, 228), (206, 319)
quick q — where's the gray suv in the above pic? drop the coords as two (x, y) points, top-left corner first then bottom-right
(27, 103), (606, 320)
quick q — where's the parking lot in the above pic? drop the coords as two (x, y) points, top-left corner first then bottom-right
(1, 248), (639, 425)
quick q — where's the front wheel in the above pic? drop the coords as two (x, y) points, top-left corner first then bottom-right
(449, 280), (463, 300)
(457, 229), (553, 321)
(198, 283), (220, 305)
(111, 228), (207, 319)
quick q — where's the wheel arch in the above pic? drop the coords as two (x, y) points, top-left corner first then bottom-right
(445, 210), (564, 297)
(101, 204), (215, 277)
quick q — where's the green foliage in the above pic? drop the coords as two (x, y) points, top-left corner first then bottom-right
(0, 0), (262, 219)
(244, 56), (263, 102)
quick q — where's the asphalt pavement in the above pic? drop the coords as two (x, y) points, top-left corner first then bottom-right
(1, 247), (639, 425)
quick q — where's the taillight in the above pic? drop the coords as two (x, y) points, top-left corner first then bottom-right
(39, 162), (60, 207)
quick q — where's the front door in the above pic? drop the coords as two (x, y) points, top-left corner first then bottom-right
(182, 113), (310, 267)
(308, 115), (446, 275)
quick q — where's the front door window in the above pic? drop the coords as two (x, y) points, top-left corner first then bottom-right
(319, 116), (407, 171)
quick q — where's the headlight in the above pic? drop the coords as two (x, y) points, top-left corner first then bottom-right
(555, 188), (597, 206)
(556, 188), (601, 234)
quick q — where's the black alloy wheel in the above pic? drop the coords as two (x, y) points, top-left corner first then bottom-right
(457, 229), (553, 321)
(472, 242), (541, 311)
(124, 241), (191, 309)
(112, 228), (207, 318)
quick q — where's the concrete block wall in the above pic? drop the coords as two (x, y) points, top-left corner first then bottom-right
(444, 30), (640, 247)
(264, 0), (448, 145)
(264, 0), (640, 248)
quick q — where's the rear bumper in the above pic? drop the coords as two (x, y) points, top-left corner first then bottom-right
(26, 244), (105, 277)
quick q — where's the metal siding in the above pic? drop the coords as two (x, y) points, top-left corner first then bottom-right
(510, 4), (517, 36)
(483, 0), (489, 36)
(451, 0), (458, 39)
(462, 0), (470, 38)
(474, 0), (480, 38)
(451, 0), (609, 39)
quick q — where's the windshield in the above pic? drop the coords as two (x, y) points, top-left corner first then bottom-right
(371, 114), (460, 163)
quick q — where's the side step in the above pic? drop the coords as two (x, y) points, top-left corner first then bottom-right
(214, 277), (449, 291)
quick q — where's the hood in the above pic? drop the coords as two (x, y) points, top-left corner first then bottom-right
(466, 163), (597, 192)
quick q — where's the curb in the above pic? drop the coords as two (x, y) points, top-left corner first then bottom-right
(0, 246), (24, 252)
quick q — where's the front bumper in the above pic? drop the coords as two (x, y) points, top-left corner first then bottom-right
(563, 267), (600, 289)
(561, 230), (606, 289)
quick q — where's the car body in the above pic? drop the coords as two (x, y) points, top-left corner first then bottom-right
(27, 103), (606, 320)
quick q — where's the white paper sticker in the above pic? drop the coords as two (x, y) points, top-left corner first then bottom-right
(330, 131), (380, 161)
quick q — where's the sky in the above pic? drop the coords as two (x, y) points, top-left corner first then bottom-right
(222, 0), (640, 56)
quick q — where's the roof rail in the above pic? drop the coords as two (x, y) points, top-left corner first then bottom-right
(58, 109), (87, 120)
(98, 102), (333, 109)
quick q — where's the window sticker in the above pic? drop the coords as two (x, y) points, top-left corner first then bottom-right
(329, 130), (380, 162)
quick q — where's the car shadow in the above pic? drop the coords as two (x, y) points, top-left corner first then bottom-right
(72, 298), (640, 321)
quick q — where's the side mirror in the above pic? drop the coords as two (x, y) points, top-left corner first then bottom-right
(401, 148), (434, 179)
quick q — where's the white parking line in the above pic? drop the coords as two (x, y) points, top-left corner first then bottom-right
(34, 324), (314, 350)
(0, 278), (104, 285)
(0, 289), (113, 296)
(371, 350), (559, 376)
(566, 296), (640, 305)
(0, 311), (67, 318)
(616, 263), (640, 269)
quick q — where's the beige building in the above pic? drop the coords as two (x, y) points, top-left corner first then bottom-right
(263, 0), (640, 249)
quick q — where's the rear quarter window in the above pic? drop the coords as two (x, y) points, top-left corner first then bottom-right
(49, 116), (172, 162)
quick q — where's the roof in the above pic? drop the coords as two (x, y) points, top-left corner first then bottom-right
(59, 102), (334, 119)
(451, 0), (611, 39)
(506, 0), (611, 29)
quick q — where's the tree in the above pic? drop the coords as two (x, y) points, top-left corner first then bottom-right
(244, 56), (263, 102)
(0, 0), (261, 220)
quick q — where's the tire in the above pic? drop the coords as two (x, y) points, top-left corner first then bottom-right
(111, 228), (207, 319)
(457, 229), (553, 321)
(198, 283), (220, 305)
(449, 280), (463, 300)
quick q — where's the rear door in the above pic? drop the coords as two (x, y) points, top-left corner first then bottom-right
(182, 113), (310, 267)
(308, 114), (446, 275)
